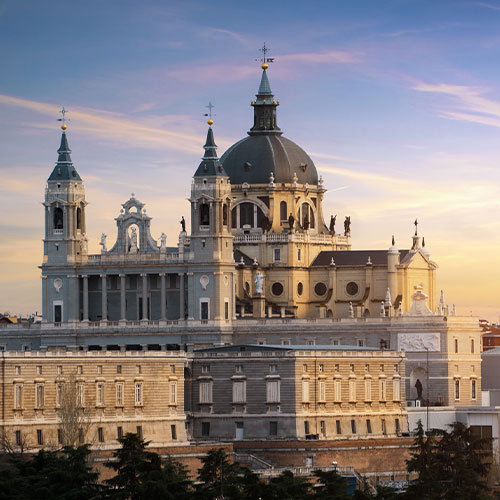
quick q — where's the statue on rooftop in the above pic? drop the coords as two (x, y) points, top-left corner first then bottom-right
(180, 216), (186, 233)
(329, 215), (337, 234)
(344, 216), (351, 236)
(99, 233), (107, 252)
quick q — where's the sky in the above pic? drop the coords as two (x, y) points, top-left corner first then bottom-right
(0, 0), (500, 321)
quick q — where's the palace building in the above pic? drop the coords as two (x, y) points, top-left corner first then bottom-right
(0, 62), (483, 452)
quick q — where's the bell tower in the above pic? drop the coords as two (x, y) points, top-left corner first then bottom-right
(188, 120), (235, 322)
(42, 114), (87, 323)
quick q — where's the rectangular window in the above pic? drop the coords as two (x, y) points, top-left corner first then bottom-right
(304, 421), (310, 435)
(15, 384), (23, 409)
(77, 365), (83, 375)
(224, 300), (229, 320)
(269, 421), (278, 436)
(393, 364), (399, 373)
(170, 382), (177, 404)
(379, 364), (384, 372)
(395, 418), (401, 434)
(336, 420), (342, 434)
(393, 379), (401, 401)
(381, 419), (387, 435)
(365, 364), (370, 372)
(97, 383), (105, 406)
(350, 364), (355, 372)
(36, 384), (45, 408)
(15, 430), (22, 446)
(136, 365), (142, 374)
(15, 366), (21, 375)
(365, 379), (372, 401)
(351, 419), (357, 434)
(135, 383), (143, 405)
(455, 379), (460, 400)
(77, 383), (85, 407)
(36, 365), (42, 375)
(54, 304), (62, 323)
(320, 420), (326, 436)
(117, 426), (123, 440)
(266, 380), (280, 403)
(232, 380), (246, 403)
(357, 339), (366, 347)
(366, 419), (372, 434)
(379, 379), (387, 401)
(334, 379), (342, 402)
(37, 429), (43, 446)
(319, 364), (324, 372)
(170, 364), (176, 373)
(57, 428), (62, 445)
(235, 364), (243, 373)
(201, 364), (210, 374)
(298, 248), (301, 261)
(471, 339), (475, 353)
(274, 248), (281, 261)
(349, 379), (356, 402)
(136, 426), (143, 439)
(455, 339), (459, 353)
(98, 427), (104, 443)
(171, 425), (177, 440)
(97, 365), (103, 374)
(201, 301), (209, 320)
(117, 365), (122, 374)
(303, 364), (308, 373)
(302, 380), (310, 403)
(57, 365), (62, 375)
(199, 381), (213, 403)
(306, 340), (316, 346)
(472, 379), (477, 400)
(78, 428), (84, 444)
(201, 422), (210, 437)
(332, 339), (340, 346)
(116, 383), (124, 406)
(269, 364), (277, 373)
(319, 380), (326, 402)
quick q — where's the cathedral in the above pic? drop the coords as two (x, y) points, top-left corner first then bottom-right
(0, 62), (482, 452)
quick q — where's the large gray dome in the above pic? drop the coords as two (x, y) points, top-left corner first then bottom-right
(220, 134), (318, 186)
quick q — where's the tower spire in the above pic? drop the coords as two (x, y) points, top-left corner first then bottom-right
(194, 113), (227, 177)
(249, 44), (281, 136)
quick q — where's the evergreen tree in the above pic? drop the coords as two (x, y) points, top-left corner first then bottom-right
(312, 469), (352, 500)
(262, 469), (312, 500)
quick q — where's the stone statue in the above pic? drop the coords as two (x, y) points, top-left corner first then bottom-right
(180, 216), (186, 233)
(254, 272), (264, 295)
(415, 379), (423, 400)
(160, 232), (167, 250)
(99, 233), (107, 252)
(302, 213), (309, 231)
(329, 215), (337, 233)
(344, 216), (351, 236)
(288, 213), (295, 231)
(80, 235), (88, 254)
(130, 227), (138, 253)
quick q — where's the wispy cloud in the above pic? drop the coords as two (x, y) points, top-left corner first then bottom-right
(471, 1), (500, 11)
(203, 28), (249, 45)
(279, 49), (362, 65)
(0, 94), (235, 154)
(413, 81), (500, 128)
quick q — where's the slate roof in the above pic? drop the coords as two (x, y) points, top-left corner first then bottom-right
(195, 344), (377, 353)
(312, 249), (411, 267)
(234, 249), (253, 265)
(220, 134), (318, 185)
(194, 127), (227, 177)
(47, 132), (82, 181)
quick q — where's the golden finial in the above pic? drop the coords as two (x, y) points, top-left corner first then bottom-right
(261, 62), (269, 70)
(57, 106), (69, 130)
(204, 101), (215, 126)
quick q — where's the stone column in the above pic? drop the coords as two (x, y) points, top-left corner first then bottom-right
(179, 273), (185, 320)
(160, 273), (166, 320)
(101, 274), (107, 321)
(119, 274), (126, 320)
(187, 272), (194, 320)
(83, 275), (89, 321)
(141, 273), (148, 320)
(213, 271), (221, 321)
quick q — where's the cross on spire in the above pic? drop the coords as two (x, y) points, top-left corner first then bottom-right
(256, 42), (275, 66)
(57, 106), (70, 130)
(414, 218), (418, 235)
(203, 101), (215, 125)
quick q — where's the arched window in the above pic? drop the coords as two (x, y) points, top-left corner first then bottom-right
(200, 204), (210, 226)
(76, 207), (82, 230)
(232, 202), (267, 229)
(280, 201), (287, 222)
(299, 203), (315, 229)
(222, 204), (228, 227)
(53, 207), (64, 230)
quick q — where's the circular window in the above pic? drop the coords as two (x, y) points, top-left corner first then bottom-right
(346, 281), (359, 296)
(272, 282), (284, 296)
(297, 282), (303, 296)
(314, 282), (327, 296)
(245, 282), (250, 294)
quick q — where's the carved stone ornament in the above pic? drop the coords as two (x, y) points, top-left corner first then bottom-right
(398, 333), (440, 352)
(408, 283), (433, 316)
(53, 278), (63, 293)
(254, 272), (264, 295)
(200, 275), (209, 291)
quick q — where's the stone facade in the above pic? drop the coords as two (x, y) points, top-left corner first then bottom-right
(0, 351), (186, 451)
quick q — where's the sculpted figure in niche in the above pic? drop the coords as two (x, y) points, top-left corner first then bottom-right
(129, 227), (138, 254)
(344, 216), (351, 236)
(288, 213), (295, 231)
(99, 233), (107, 252)
(254, 272), (264, 295)
(329, 215), (337, 234)
(415, 379), (423, 400)
(302, 213), (309, 231)
(80, 235), (88, 254)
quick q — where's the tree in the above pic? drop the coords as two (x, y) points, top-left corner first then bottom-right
(105, 432), (192, 500)
(58, 372), (93, 447)
(312, 469), (352, 500)
(0, 445), (101, 500)
(262, 470), (312, 500)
